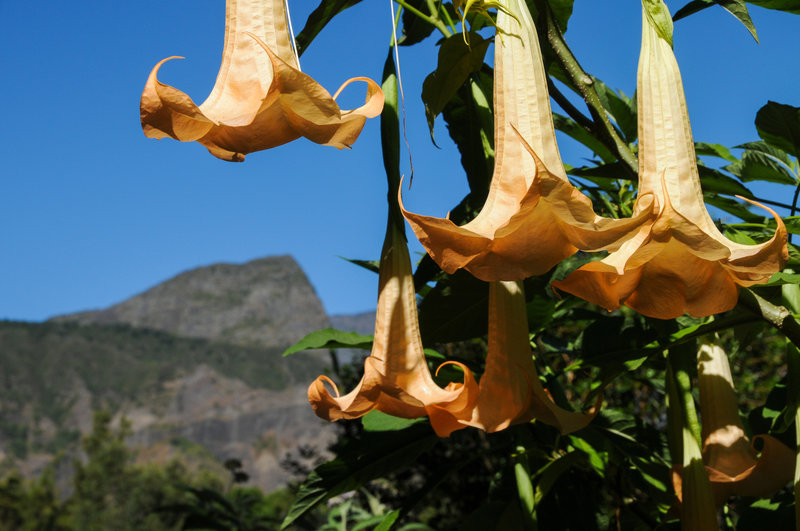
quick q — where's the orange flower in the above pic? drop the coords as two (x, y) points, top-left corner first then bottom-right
(448, 280), (598, 434)
(552, 3), (787, 319)
(693, 339), (793, 505)
(140, 0), (383, 161)
(400, 0), (654, 282)
(307, 222), (478, 438)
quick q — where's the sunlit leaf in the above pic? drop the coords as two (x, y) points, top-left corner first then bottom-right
(674, 0), (758, 42)
(725, 150), (797, 185)
(295, 0), (365, 55)
(283, 328), (373, 356)
(421, 34), (491, 138)
(695, 142), (737, 162)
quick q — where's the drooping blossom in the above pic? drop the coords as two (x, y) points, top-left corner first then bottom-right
(687, 339), (793, 505)
(141, 0), (383, 161)
(449, 280), (598, 434)
(307, 221), (478, 438)
(553, 3), (787, 319)
(400, 0), (655, 282)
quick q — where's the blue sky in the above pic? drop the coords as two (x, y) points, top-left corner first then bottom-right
(1, 1), (798, 322)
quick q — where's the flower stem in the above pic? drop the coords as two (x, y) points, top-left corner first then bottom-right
(393, 0), (452, 36)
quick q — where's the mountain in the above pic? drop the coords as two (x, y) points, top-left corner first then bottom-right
(1, 256), (348, 492)
(51, 255), (328, 349)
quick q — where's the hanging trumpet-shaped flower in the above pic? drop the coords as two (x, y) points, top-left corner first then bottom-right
(140, 0), (383, 161)
(690, 339), (794, 505)
(446, 280), (598, 434)
(552, 1), (787, 319)
(399, 0), (655, 282)
(307, 221), (479, 438)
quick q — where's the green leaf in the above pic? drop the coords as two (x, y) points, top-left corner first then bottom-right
(549, 0), (576, 32)
(765, 272), (800, 287)
(695, 142), (737, 162)
(283, 328), (373, 356)
(281, 427), (436, 528)
(755, 101), (800, 159)
(362, 410), (425, 432)
(566, 162), (630, 181)
(747, 0), (800, 14)
(399, 0), (436, 46)
(592, 79), (637, 143)
(441, 70), (495, 206)
(725, 150), (797, 185)
(533, 451), (587, 505)
(674, 0), (759, 42)
(552, 113), (617, 163)
(512, 448), (535, 526)
(643, 0), (675, 46)
(340, 256), (380, 274)
(703, 193), (762, 222)
(697, 165), (753, 197)
(374, 510), (401, 531)
(295, 0), (364, 55)
(421, 33), (491, 139)
(736, 140), (794, 167)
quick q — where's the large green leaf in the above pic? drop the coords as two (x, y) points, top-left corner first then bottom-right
(592, 78), (637, 143)
(703, 193), (763, 222)
(283, 328), (373, 356)
(295, 0), (365, 55)
(399, 0), (436, 46)
(755, 101), (800, 159)
(747, 0), (800, 13)
(695, 142), (737, 162)
(281, 426), (436, 528)
(421, 33), (491, 139)
(725, 150), (797, 185)
(362, 410), (425, 432)
(526, 0), (576, 32)
(696, 165), (753, 197)
(736, 140), (794, 167)
(673, 0), (759, 42)
(441, 70), (495, 206)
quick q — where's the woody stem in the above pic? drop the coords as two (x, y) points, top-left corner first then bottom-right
(739, 288), (800, 349)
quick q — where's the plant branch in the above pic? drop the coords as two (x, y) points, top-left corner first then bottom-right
(534, 0), (638, 180)
(739, 288), (800, 348)
(547, 79), (595, 132)
(393, 0), (452, 36)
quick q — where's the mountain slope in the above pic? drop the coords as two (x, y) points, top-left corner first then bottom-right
(1, 255), (342, 492)
(52, 255), (329, 349)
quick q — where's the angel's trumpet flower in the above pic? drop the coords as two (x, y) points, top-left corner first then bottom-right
(553, 2), (787, 319)
(307, 221), (478, 438)
(140, 0), (383, 161)
(447, 280), (598, 434)
(691, 339), (793, 505)
(400, 0), (654, 282)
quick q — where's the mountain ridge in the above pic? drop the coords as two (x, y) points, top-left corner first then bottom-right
(1, 255), (364, 492)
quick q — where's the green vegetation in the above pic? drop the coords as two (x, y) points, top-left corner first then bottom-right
(0, 320), (326, 460)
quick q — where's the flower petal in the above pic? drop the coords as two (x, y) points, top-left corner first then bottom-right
(400, 0), (654, 281)
(140, 0), (382, 161)
(453, 280), (598, 434)
(308, 223), (478, 438)
(553, 3), (786, 319)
